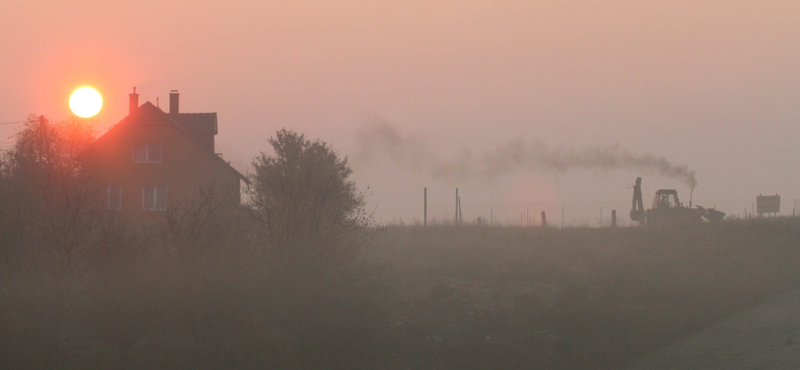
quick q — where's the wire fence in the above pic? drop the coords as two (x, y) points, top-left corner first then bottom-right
(418, 198), (800, 228)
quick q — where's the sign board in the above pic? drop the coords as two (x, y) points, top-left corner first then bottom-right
(757, 195), (780, 214)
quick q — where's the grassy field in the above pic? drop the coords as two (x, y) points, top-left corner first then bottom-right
(4, 216), (800, 369)
(375, 219), (800, 369)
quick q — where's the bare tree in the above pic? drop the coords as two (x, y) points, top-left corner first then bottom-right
(154, 187), (263, 369)
(0, 115), (121, 369)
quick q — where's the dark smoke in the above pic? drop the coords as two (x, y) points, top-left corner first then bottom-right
(356, 116), (697, 190)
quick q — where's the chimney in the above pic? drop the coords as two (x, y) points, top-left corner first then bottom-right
(169, 90), (179, 115)
(129, 87), (139, 114)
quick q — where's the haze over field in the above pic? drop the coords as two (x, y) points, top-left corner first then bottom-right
(3, 1), (800, 221)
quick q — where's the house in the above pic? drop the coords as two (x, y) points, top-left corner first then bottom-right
(79, 88), (249, 222)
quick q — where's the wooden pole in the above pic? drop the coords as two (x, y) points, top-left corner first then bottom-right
(541, 211), (547, 228)
(611, 210), (617, 227)
(455, 188), (459, 225)
(457, 196), (463, 226)
(424, 187), (427, 226)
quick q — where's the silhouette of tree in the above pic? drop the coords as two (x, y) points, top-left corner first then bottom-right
(1, 115), (94, 180)
(248, 129), (388, 368)
(249, 128), (373, 275)
(0, 115), (119, 369)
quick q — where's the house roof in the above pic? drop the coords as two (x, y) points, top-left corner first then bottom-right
(101, 101), (250, 184)
(119, 101), (217, 138)
(116, 101), (173, 125)
(174, 113), (217, 135)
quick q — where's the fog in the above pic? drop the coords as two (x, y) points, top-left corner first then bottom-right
(3, 1), (800, 220)
(5, 3), (800, 368)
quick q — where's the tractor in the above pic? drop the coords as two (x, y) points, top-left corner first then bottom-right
(630, 177), (725, 226)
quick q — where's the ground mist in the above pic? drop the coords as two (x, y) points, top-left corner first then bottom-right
(3, 217), (800, 369)
(374, 220), (800, 369)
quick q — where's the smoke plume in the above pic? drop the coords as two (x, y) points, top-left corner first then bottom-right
(356, 116), (697, 190)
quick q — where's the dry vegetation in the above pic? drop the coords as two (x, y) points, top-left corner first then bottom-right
(3, 203), (800, 369)
(375, 220), (800, 369)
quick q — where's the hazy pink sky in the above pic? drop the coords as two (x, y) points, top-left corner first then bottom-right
(3, 1), (800, 221)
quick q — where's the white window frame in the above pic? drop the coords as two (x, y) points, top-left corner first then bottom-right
(132, 145), (163, 163)
(142, 185), (168, 211)
(106, 185), (121, 210)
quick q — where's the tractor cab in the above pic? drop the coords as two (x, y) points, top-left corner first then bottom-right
(652, 189), (680, 209)
(647, 189), (700, 226)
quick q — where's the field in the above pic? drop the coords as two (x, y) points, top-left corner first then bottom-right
(374, 219), (800, 369)
(4, 215), (800, 369)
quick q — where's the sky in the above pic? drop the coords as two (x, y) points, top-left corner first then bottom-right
(2, 1), (800, 222)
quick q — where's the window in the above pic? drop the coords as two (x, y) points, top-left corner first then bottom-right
(132, 145), (162, 163)
(106, 185), (121, 210)
(142, 185), (168, 211)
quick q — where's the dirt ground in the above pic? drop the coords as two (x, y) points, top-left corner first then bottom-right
(625, 286), (800, 370)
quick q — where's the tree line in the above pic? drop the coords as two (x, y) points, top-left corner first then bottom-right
(0, 116), (391, 369)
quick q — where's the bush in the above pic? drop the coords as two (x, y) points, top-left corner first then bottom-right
(248, 129), (389, 368)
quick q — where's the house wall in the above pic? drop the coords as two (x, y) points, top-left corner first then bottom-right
(83, 124), (242, 223)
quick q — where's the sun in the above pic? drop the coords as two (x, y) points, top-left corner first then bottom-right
(69, 86), (103, 118)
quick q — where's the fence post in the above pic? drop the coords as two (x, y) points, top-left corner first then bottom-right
(424, 187), (427, 226)
(541, 211), (547, 228)
(612, 210), (617, 227)
(455, 188), (459, 225)
(458, 196), (463, 226)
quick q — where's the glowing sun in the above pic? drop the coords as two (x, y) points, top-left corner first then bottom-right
(69, 87), (103, 118)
